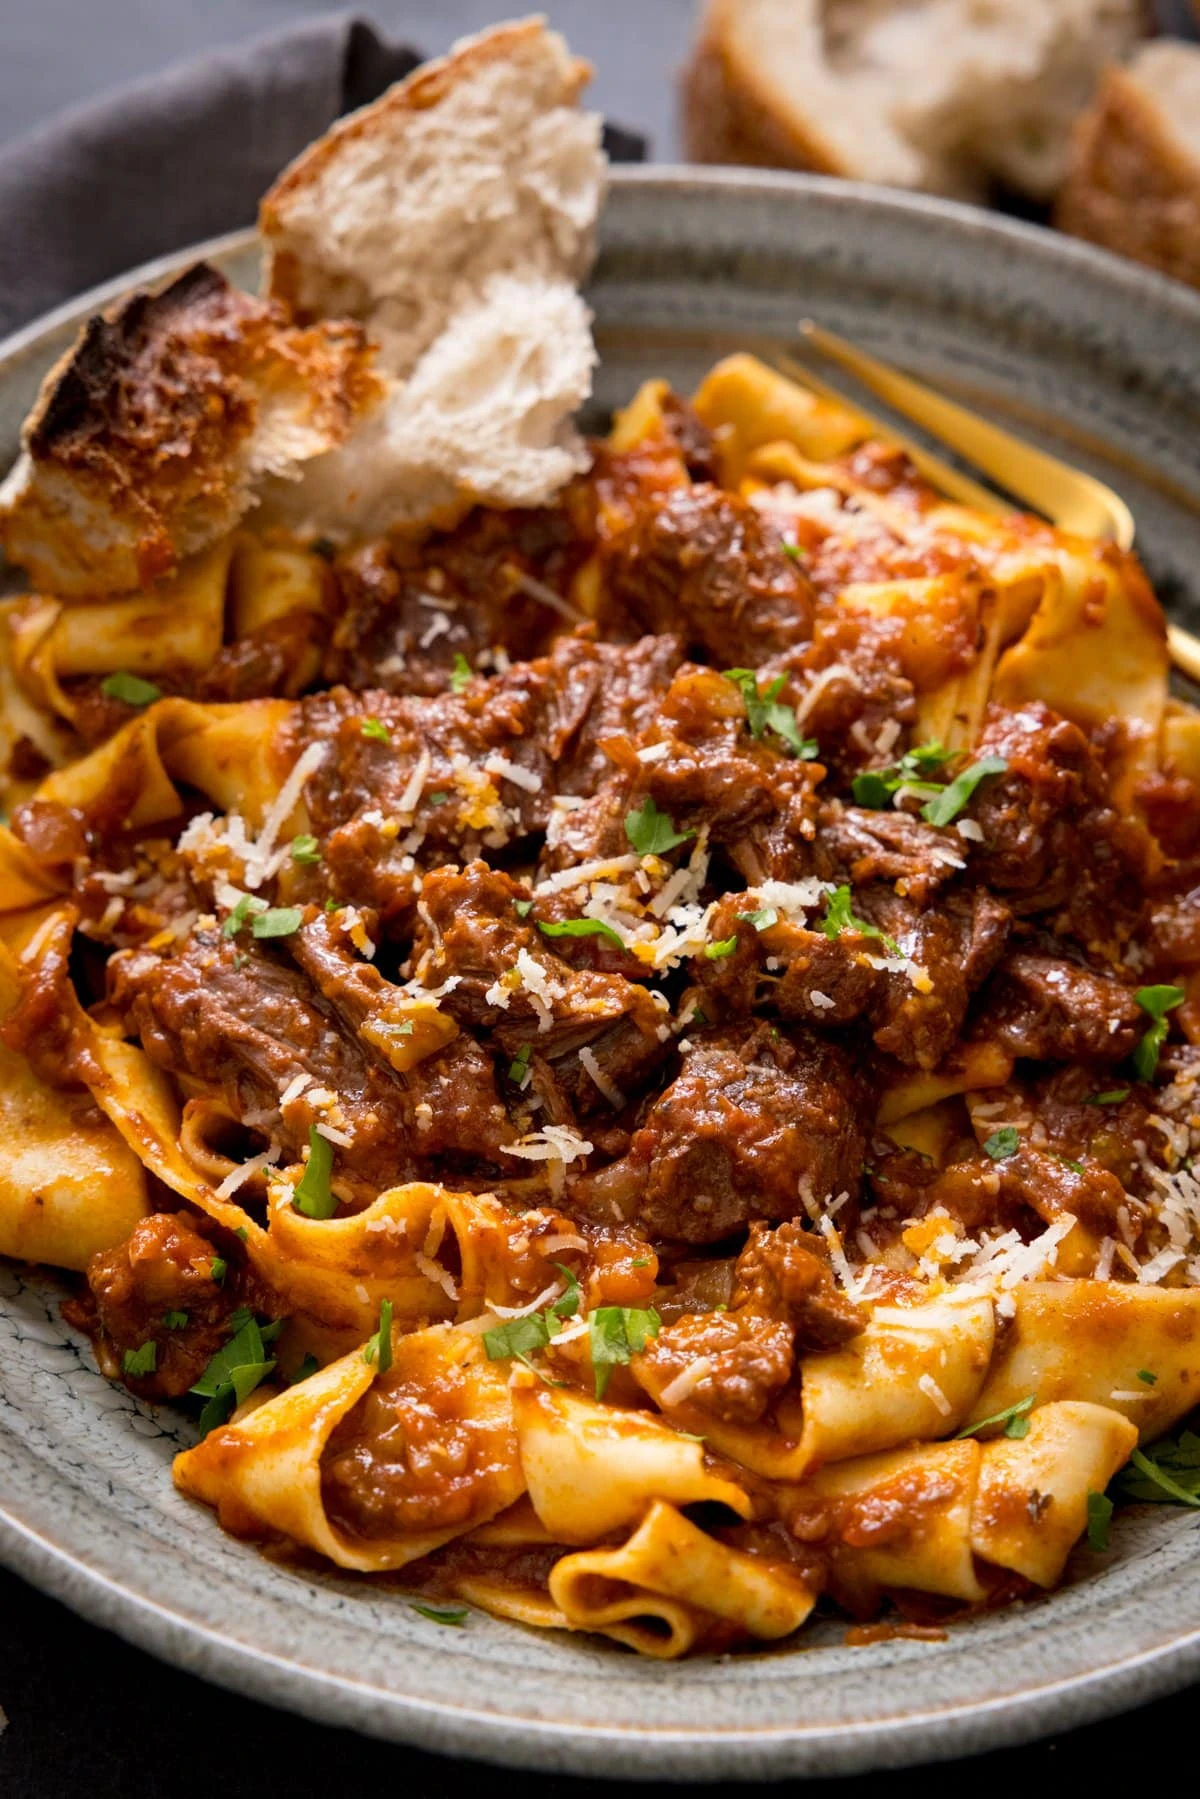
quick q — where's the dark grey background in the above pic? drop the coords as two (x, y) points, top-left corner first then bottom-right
(0, 1), (1198, 1793)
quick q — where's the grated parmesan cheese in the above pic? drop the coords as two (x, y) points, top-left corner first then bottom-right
(579, 1046), (625, 1110)
(484, 753), (543, 796)
(659, 1357), (714, 1409)
(918, 1373), (953, 1417)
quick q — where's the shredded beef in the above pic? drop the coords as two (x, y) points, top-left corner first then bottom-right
(977, 950), (1142, 1064)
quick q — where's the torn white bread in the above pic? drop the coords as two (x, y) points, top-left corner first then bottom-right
(682, 0), (1145, 203)
(1057, 39), (1200, 292)
(256, 16), (606, 537)
(0, 265), (376, 597)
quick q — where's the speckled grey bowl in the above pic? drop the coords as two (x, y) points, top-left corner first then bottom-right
(2, 169), (1200, 1778)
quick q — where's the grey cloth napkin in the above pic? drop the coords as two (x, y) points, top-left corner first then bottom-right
(0, 12), (645, 344)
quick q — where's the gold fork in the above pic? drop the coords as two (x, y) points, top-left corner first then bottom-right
(776, 321), (1200, 686)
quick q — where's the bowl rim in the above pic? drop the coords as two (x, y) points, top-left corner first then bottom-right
(3, 163), (1200, 1778)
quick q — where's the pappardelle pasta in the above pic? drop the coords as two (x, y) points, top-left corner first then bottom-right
(3, 345), (1200, 1659)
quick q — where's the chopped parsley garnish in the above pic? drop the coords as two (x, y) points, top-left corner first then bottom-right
(550, 1263), (582, 1319)
(983, 1126), (1020, 1160)
(625, 796), (694, 857)
(538, 917), (624, 949)
(428, 791), (449, 806)
(588, 1305), (660, 1399)
(851, 742), (957, 809)
(737, 907), (779, 931)
(360, 716), (391, 744)
(956, 1394), (1035, 1440)
(363, 1298), (394, 1375)
(509, 1043), (533, 1085)
(411, 1603), (469, 1627)
(222, 894), (267, 937)
(290, 1354), (320, 1385)
(209, 1256), (227, 1285)
(163, 1310), (189, 1331)
(780, 540), (808, 563)
(101, 671), (161, 708)
(704, 936), (738, 960)
(290, 833), (322, 865)
(1138, 1369), (1158, 1386)
(234, 1226), (248, 1242)
(722, 668), (818, 759)
(1117, 1432), (1200, 1509)
(450, 653), (473, 694)
(1050, 1151), (1085, 1174)
(292, 1126), (337, 1220)
(227, 1306), (254, 1334)
(324, 898), (342, 912)
(190, 1313), (277, 1435)
(251, 905), (304, 941)
(1088, 1088), (1130, 1106)
(1086, 1490), (1113, 1552)
(1133, 984), (1185, 1082)
(514, 898), (534, 917)
(920, 755), (1007, 827)
(483, 1271), (583, 1371)
(122, 1340), (157, 1377)
(819, 884), (900, 956)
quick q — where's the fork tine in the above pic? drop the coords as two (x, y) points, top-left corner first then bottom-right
(773, 352), (1008, 519)
(798, 321), (1136, 551)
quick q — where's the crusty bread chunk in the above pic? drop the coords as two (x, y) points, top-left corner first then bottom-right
(0, 265), (375, 597)
(1057, 40), (1200, 291)
(256, 16), (605, 536)
(683, 0), (1145, 202)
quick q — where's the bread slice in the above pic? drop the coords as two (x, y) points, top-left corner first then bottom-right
(256, 16), (605, 537)
(0, 265), (375, 597)
(1057, 40), (1200, 290)
(682, 0), (1146, 202)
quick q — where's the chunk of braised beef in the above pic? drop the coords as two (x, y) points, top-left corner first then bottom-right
(815, 802), (965, 907)
(108, 930), (417, 1190)
(658, 391), (719, 482)
(970, 702), (1152, 941)
(733, 1219), (865, 1350)
(571, 1023), (869, 1244)
(604, 483), (816, 666)
(69, 1211), (276, 1398)
(1026, 1063), (1152, 1188)
(637, 1307), (796, 1425)
(976, 949), (1142, 1064)
(865, 888), (1011, 1070)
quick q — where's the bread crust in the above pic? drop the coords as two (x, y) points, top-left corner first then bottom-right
(0, 265), (376, 596)
(1057, 60), (1200, 290)
(680, 1), (851, 177)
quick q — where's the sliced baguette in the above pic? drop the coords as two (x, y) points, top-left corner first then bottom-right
(682, 0), (1145, 203)
(0, 265), (375, 597)
(1057, 40), (1200, 290)
(256, 16), (606, 537)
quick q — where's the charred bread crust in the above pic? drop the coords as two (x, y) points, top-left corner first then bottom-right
(1, 263), (377, 596)
(260, 17), (593, 320)
(1057, 61), (1200, 291)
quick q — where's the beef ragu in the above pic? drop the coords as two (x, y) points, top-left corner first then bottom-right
(4, 356), (1200, 1659)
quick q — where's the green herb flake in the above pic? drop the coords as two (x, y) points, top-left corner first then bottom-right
(538, 917), (624, 949)
(190, 1312), (277, 1435)
(722, 668), (818, 759)
(292, 1126), (337, 1220)
(549, 1263), (582, 1321)
(1088, 1088), (1130, 1106)
(588, 1305), (661, 1399)
(983, 1126), (1020, 1160)
(819, 884), (901, 956)
(428, 791), (449, 806)
(1118, 1432), (1200, 1509)
(163, 1310), (189, 1331)
(920, 755), (1008, 828)
(221, 893), (267, 938)
(226, 1306), (254, 1334)
(1086, 1490), (1113, 1552)
(781, 540), (808, 562)
(363, 1298), (394, 1375)
(1133, 984), (1186, 1082)
(1050, 1151), (1085, 1175)
(360, 716), (391, 744)
(290, 1354), (320, 1385)
(411, 1603), (469, 1627)
(851, 742), (955, 810)
(514, 898), (534, 917)
(251, 905), (304, 941)
(508, 1043), (533, 1086)
(956, 1394), (1036, 1440)
(209, 1256), (227, 1285)
(290, 833), (322, 866)
(234, 1226), (249, 1242)
(483, 1312), (556, 1362)
(737, 907), (779, 931)
(704, 936), (738, 960)
(450, 653), (473, 695)
(122, 1340), (158, 1377)
(101, 671), (161, 708)
(625, 796), (695, 857)
(1138, 1369), (1158, 1386)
